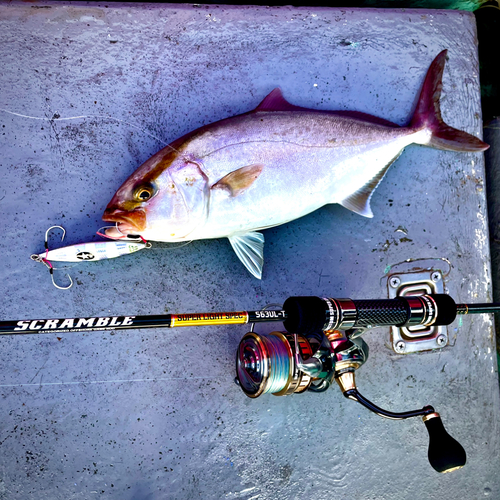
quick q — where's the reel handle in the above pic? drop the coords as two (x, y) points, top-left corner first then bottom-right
(423, 413), (467, 473)
(337, 370), (466, 474)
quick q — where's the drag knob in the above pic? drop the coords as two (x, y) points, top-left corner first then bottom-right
(423, 413), (466, 473)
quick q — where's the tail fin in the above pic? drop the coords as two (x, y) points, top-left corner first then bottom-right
(410, 50), (489, 152)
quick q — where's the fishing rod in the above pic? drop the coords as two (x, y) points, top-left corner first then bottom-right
(1, 293), (498, 335)
(2, 293), (498, 474)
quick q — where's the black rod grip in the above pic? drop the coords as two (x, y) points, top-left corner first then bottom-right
(282, 296), (326, 334)
(353, 295), (457, 327)
(429, 294), (457, 326)
(351, 299), (409, 327)
(424, 414), (466, 473)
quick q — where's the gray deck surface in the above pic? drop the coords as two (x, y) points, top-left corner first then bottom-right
(0, 2), (499, 499)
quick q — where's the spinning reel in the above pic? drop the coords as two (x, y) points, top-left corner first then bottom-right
(236, 294), (471, 474)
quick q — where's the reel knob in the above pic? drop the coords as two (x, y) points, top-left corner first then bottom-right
(423, 413), (466, 473)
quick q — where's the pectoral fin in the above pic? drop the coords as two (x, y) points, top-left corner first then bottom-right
(212, 164), (264, 197)
(339, 153), (402, 218)
(228, 232), (265, 279)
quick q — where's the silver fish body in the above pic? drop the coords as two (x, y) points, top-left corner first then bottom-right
(103, 51), (488, 278)
(175, 111), (426, 239)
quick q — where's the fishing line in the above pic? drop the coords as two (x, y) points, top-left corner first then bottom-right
(97, 226), (193, 250)
(159, 240), (193, 250)
(0, 107), (182, 155)
(381, 257), (453, 286)
(0, 375), (225, 389)
(127, 240), (193, 251)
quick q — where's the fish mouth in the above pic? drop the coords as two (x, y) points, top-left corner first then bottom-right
(102, 208), (147, 234)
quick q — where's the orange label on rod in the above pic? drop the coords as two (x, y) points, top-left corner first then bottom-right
(171, 312), (248, 327)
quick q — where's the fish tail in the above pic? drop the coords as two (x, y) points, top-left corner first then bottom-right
(410, 50), (489, 152)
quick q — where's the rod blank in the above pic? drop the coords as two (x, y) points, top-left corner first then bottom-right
(0, 310), (286, 336)
(0, 297), (498, 336)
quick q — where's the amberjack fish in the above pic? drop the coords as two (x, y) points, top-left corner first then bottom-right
(103, 50), (488, 278)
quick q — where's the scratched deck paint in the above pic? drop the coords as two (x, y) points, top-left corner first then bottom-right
(0, 3), (498, 500)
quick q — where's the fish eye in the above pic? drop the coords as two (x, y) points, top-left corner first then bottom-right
(134, 183), (155, 202)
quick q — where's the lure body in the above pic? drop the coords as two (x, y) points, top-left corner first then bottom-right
(32, 240), (148, 263)
(31, 226), (150, 289)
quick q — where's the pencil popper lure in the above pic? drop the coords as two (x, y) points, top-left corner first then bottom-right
(30, 225), (151, 289)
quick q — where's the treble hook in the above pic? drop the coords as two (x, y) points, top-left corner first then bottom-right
(30, 225), (73, 290)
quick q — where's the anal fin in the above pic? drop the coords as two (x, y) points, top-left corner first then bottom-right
(228, 232), (265, 279)
(339, 152), (402, 218)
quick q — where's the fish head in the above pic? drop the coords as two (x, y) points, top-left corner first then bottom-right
(103, 148), (209, 241)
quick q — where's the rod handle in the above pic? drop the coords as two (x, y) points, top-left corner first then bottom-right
(282, 295), (457, 333)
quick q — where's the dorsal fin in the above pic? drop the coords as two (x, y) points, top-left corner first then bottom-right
(339, 152), (402, 218)
(255, 88), (309, 112)
(256, 90), (402, 128)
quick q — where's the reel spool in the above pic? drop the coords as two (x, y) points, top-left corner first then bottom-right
(236, 331), (314, 398)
